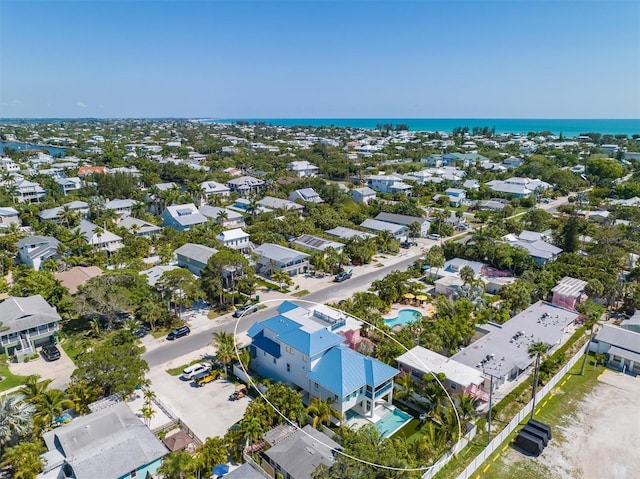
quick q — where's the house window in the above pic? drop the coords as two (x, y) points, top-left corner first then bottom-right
(130, 470), (137, 478)
(273, 358), (277, 364)
(451, 383), (457, 390)
(314, 382), (318, 389)
(302, 355), (308, 362)
(287, 363), (290, 372)
(286, 346), (294, 354)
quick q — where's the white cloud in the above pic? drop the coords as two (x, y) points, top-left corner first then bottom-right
(76, 101), (87, 108)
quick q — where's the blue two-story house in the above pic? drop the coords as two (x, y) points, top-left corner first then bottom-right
(247, 302), (399, 421)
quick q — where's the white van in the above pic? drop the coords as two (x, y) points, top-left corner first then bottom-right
(181, 363), (211, 380)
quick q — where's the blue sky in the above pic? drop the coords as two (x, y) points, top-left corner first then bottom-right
(1, 0), (639, 118)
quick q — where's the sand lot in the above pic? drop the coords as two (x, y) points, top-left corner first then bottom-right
(497, 370), (640, 479)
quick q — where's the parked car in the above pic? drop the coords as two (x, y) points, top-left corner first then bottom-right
(427, 233), (441, 240)
(334, 271), (352, 282)
(166, 325), (190, 340)
(232, 303), (258, 318)
(41, 344), (61, 361)
(193, 369), (219, 387)
(400, 241), (418, 248)
(181, 362), (212, 381)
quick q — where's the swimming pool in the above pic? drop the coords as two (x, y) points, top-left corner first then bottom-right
(374, 407), (413, 438)
(384, 309), (422, 328)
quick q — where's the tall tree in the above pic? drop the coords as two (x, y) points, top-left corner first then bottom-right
(306, 397), (341, 429)
(212, 331), (236, 378)
(0, 394), (34, 447)
(0, 440), (44, 479)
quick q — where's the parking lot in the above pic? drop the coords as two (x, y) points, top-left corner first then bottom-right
(146, 350), (251, 442)
(8, 345), (76, 392)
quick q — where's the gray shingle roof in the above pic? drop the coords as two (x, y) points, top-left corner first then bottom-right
(375, 212), (428, 226)
(263, 424), (340, 479)
(595, 325), (640, 354)
(253, 243), (309, 263)
(0, 295), (61, 336)
(42, 402), (168, 479)
(175, 243), (218, 265)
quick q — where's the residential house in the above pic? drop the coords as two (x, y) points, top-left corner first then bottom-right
(54, 266), (103, 294)
(442, 152), (488, 168)
(175, 243), (218, 276)
(161, 203), (208, 231)
(0, 295), (61, 359)
(360, 218), (408, 241)
(502, 156), (525, 169)
(478, 199), (509, 211)
(551, 276), (587, 311)
(118, 216), (162, 238)
(39, 201), (90, 223)
(229, 198), (272, 215)
(591, 325), (640, 375)
(423, 154), (444, 167)
(287, 160), (319, 177)
(200, 180), (231, 198)
(12, 179), (46, 203)
(288, 188), (324, 204)
(374, 212), (430, 238)
(77, 165), (107, 177)
(259, 424), (340, 479)
(258, 196), (304, 212)
(367, 174), (412, 195)
(485, 177), (551, 198)
(17, 235), (61, 271)
(325, 226), (376, 241)
(397, 346), (488, 401)
(217, 229), (251, 253)
(425, 257), (516, 295)
(74, 220), (124, 253)
(38, 402), (168, 479)
(444, 188), (467, 206)
(55, 177), (83, 195)
(291, 234), (344, 253)
(0, 157), (20, 172)
(199, 205), (246, 228)
(105, 198), (136, 217)
(248, 301), (400, 420)
(0, 206), (20, 229)
(452, 301), (579, 389)
(252, 243), (309, 276)
(351, 186), (377, 204)
(226, 176), (265, 196)
(139, 265), (179, 287)
(503, 230), (562, 264)
(462, 179), (480, 191)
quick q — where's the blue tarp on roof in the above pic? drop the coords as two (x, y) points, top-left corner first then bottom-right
(251, 330), (281, 358)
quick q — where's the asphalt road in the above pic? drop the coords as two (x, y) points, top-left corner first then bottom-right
(142, 252), (425, 368)
(142, 196), (573, 368)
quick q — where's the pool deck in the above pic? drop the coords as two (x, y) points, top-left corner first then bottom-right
(345, 404), (413, 438)
(383, 302), (435, 320)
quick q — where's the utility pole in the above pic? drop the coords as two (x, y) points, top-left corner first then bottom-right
(483, 369), (499, 446)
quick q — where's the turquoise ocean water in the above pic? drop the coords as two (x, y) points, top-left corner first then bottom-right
(207, 118), (640, 137)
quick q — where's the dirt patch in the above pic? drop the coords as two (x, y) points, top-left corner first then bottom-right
(497, 370), (640, 479)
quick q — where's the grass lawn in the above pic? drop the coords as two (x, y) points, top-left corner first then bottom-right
(292, 289), (310, 298)
(466, 358), (604, 479)
(396, 419), (423, 443)
(166, 358), (205, 376)
(0, 356), (29, 392)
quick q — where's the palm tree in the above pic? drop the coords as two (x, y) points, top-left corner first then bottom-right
(19, 375), (52, 405)
(395, 371), (416, 401)
(0, 394), (34, 447)
(0, 441), (44, 479)
(212, 331), (236, 378)
(240, 416), (265, 444)
(216, 208), (229, 226)
(137, 298), (165, 332)
(88, 316), (102, 338)
(68, 228), (87, 256)
(306, 397), (342, 429)
(58, 205), (78, 228)
(528, 341), (550, 419)
(271, 269), (292, 291)
(33, 389), (73, 431)
(158, 450), (194, 479)
(580, 307), (602, 375)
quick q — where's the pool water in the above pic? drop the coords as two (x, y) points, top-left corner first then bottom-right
(374, 407), (413, 438)
(385, 309), (422, 328)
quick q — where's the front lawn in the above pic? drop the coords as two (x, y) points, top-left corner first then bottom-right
(0, 355), (29, 392)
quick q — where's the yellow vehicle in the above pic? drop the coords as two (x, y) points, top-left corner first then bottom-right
(193, 369), (219, 387)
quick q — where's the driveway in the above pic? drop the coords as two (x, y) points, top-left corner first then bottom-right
(8, 346), (75, 391)
(146, 348), (251, 442)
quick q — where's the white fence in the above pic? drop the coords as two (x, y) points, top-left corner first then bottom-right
(451, 343), (587, 479)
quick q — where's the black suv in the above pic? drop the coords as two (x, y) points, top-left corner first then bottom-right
(233, 304), (258, 318)
(166, 326), (191, 340)
(42, 344), (61, 361)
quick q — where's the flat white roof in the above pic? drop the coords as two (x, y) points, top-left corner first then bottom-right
(397, 346), (484, 387)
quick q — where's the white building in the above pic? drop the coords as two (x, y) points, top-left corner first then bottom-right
(287, 160), (319, 177)
(216, 229), (250, 252)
